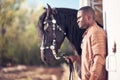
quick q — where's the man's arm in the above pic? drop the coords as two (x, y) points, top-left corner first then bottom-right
(90, 31), (107, 80)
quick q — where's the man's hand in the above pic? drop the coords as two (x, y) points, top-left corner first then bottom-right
(89, 74), (98, 80)
(66, 55), (81, 63)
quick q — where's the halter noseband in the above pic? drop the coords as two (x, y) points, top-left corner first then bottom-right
(40, 18), (66, 60)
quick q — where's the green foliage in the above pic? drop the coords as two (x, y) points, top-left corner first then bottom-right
(0, 0), (45, 66)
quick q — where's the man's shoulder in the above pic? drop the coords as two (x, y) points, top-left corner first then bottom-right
(88, 25), (106, 35)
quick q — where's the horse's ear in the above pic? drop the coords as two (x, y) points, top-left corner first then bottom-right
(47, 4), (52, 9)
(53, 8), (57, 14)
(46, 4), (52, 18)
(47, 3), (52, 13)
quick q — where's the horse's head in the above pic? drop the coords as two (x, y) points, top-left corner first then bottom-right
(37, 4), (66, 65)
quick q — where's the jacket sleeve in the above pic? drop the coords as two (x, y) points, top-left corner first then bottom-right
(90, 31), (107, 80)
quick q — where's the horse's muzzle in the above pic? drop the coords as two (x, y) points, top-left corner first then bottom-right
(40, 50), (56, 65)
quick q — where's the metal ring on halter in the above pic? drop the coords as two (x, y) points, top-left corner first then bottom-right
(52, 19), (56, 24)
(50, 45), (55, 50)
(40, 46), (49, 50)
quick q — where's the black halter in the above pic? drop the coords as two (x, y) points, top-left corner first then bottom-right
(40, 17), (66, 60)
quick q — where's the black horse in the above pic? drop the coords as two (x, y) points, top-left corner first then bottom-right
(36, 4), (102, 65)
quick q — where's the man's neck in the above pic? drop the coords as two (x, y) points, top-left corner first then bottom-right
(89, 20), (96, 27)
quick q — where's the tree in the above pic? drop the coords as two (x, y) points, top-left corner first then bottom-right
(0, 0), (24, 66)
(0, 0), (47, 66)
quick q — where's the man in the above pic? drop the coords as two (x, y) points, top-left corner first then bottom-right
(77, 6), (107, 80)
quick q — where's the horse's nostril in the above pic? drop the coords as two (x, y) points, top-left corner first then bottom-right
(44, 57), (47, 61)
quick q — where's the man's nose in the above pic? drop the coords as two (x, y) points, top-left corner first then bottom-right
(77, 19), (79, 24)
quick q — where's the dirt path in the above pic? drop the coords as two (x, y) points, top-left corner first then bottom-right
(0, 65), (65, 80)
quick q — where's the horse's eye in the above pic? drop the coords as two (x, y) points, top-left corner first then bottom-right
(44, 23), (49, 30)
(44, 27), (52, 33)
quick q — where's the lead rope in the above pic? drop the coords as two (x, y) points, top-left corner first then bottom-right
(68, 58), (74, 80)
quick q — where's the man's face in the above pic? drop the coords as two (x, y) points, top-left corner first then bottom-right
(77, 11), (89, 29)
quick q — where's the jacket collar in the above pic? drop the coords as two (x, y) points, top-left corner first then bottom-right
(82, 22), (97, 38)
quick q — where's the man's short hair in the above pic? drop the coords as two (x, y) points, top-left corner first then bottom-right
(79, 6), (95, 20)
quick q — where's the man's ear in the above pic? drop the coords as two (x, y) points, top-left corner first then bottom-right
(87, 14), (92, 20)
(84, 14), (89, 21)
(86, 14), (94, 25)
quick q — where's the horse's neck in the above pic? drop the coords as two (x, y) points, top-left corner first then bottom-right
(66, 23), (85, 55)
(56, 8), (85, 55)
(62, 15), (85, 55)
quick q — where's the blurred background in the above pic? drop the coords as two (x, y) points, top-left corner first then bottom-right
(0, 0), (79, 80)
(0, 0), (80, 80)
(0, 0), (79, 67)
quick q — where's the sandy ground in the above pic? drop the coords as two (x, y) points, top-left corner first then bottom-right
(0, 65), (66, 80)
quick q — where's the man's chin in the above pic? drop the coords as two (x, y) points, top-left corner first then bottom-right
(79, 26), (85, 29)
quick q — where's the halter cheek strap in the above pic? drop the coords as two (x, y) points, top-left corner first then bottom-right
(40, 19), (66, 60)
